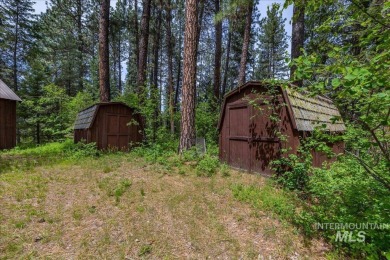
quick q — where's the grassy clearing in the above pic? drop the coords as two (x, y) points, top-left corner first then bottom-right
(0, 142), (331, 259)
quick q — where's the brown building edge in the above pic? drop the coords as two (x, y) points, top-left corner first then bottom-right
(0, 79), (22, 150)
(218, 81), (345, 175)
(74, 102), (143, 151)
(0, 99), (17, 150)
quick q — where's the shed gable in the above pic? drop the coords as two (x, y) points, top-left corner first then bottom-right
(218, 81), (346, 133)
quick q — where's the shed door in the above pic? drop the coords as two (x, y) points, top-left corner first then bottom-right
(249, 104), (280, 175)
(228, 104), (250, 170)
(105, 113), (131, 150)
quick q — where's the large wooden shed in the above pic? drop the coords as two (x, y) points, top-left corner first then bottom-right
(0, 79), (21, 150)
(74, 102), (143, 150)
(218, 81), (345, 175)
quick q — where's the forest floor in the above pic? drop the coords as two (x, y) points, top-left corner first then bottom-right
(0, 152), (331, 259)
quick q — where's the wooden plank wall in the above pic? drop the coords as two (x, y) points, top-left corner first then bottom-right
(219, 83), (344, 175)
(0, 99), (16, 149)
(74, 104), (143, 150)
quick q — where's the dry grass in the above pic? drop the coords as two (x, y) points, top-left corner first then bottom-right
(0, 154), (330, 259)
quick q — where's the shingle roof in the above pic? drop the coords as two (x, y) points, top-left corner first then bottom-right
(74, 102), (136, 130)
(218, 81), (346, 133)
(74, 105), (98, 130)
(0, 79), (22, 101)
(286, 88), (346, 132)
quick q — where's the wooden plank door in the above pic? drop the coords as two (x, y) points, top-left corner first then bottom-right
(105, 114), (131, 150)
(249, 104), (280, 175)
(228, 104), (251, 171)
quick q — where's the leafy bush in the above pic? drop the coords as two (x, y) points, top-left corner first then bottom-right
(65, 140), (100, 159)
(196, 155), (219, 177)
(308, 157), (390, 258)
(195, 100), (219, 144)
(271, 153), (312, 191)
(131, 141), (177, 165)
(219, 163), (231, 177)
(272, 130), (337, 191)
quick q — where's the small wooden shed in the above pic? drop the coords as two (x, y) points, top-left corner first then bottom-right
(218, 81), (345, 175)
(74, 102), (143, 150)
(0, 79), (21, 150)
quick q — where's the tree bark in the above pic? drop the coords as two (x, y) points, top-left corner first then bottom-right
(151, 4), (162, 141)
(221, 23), (232, 98)
(174, 0), (184, 111)
(13, 4), (19, 92)
(99, 0), (110, 102)
(12, 3), (20, 144)
(237, 1), (253, 86)
(134, 0), (139, 69)
(77, 0), (84, 92)
(179, 0), (198, 153)
(137, 0), (151, 103)
(213, 0), (222, 103)
(196, 0), (205, 49)
(165, 0), (175, 134)
(118, 33), (122, 94)
(290, 3), (305, 86)
(128, 0), (139, 87)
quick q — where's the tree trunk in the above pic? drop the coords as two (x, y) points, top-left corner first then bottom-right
(166, 0), (175, 134)
(196, 0), (205, 49)
(128, 0), (139, 87)
(137, 0), (151, 103)
(13, 4), (20, 144)
(134, 0), (139, 68)
(213, 0), (222, 103)
(290, 4), (305, 86)
(77, 0), (84, 92)
(179, 0), (198, 153)
(174, 0), (184, 111)
(237, 1), (253, 86)
(13, 5), (19, 92)
(99, 0), (110, 102)
(221, 23), (232, 98)
(151, 4), (161, 142)
(118, 34), (122, 94)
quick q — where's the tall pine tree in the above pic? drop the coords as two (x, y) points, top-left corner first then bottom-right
(255, 3), (289, 79)
(0, 0), (35, 91)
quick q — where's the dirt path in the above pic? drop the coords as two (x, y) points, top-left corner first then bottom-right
(0, 156), (329, 259)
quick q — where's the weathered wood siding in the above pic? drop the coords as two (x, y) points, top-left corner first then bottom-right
(219, 82), (344, 174)
(74, 103), (143, 150)
(0, 99), (17, 149)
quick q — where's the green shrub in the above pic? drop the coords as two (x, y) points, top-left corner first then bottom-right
(308, 157), (390, 258)
(196, 155), (219, 177)
(219, 163), (231, 177)
(131, 141), (177, 165)
(271, 131), (335, 191)
(271, 153), (312, 191)
(195, 100), (219, 143)
(231, 182), (314, 233)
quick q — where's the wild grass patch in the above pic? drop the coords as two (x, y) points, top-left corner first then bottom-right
(97, 177), (132, 203)
(231, 181), (314, 235)
(0, 140), (100, 174)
